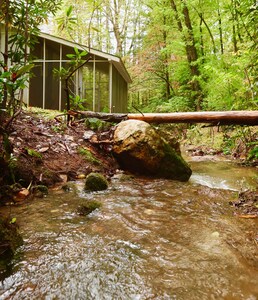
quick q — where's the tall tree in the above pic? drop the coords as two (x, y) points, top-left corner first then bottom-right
(170, 0), (202, 109)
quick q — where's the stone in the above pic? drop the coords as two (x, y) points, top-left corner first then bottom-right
(77, 200), (101, 216)
(32, 185), (48, 198)
(84, 172), (108, 191)
(112, 120), (192, 181)
(15, 188), (30, 201)
(0, 216), (23, 274)
(77, 174), (86, 179)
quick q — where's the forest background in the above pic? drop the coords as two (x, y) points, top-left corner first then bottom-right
(52, 0), (258, 113)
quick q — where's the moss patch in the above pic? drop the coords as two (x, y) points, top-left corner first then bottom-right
(78, 147), (100, 165)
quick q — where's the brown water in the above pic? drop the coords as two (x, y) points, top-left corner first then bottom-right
(0, 160), (257, 300)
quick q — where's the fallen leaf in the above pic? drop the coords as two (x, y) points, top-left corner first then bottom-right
(77, 174), (86, 179)
(38, 147), (49, 153)
(59, 174), (68, 183)
(15, 188), (30, 201)
(10, 217), (17, 224)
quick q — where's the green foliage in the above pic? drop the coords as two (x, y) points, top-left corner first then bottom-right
(0, 64), (34, 114)
(26, 148), (42, 159)
(0, 216), (23, 275)
(56, 5), (77, 33)
(0, 0), (62, 115)
(51, 123), (67, 133)
(221, 126), (258, 161)
(156, 96), (194, 112)
(129, 0), (258, 112)
(84, 117), (112, 131)
(53, 47), (89, 113)
(0, 134), (17, 183)
(70, 95), (88, 111)
(201, 54), (257, 111)
(248, 146), (258, 161)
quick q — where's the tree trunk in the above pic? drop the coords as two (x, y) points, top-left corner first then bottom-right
(195, 9), (216, 54)
(231, 0), (238, 53)
(217, 2), (224, 54)
(162, 15), (171, 100)
(170, 0), (202, 110)
(1, 0), (10, 110)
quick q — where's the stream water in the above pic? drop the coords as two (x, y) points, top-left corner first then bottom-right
(0, 159), (257, 300)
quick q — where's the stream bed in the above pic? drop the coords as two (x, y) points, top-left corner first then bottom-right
(0, 160), (257, 299)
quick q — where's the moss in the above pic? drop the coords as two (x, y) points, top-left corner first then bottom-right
(78, 147), (100, 165)
(77, 200), (102, 216)
(84, 172), (108, 191)
(158, 141), (192, 181)
(0, 216), (23, 277)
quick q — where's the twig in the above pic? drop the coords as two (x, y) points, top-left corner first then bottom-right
(132, 105), (144, 116)
(4, 107), (22, 130)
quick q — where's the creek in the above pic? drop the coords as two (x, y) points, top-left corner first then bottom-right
(0, 159), (257, 300)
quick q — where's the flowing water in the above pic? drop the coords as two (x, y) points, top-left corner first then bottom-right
(0, 160), (257, 300)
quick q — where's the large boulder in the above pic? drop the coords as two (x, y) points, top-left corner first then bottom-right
(112, 120), (192, 181)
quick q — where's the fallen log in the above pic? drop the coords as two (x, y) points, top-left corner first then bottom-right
(70, 110), (258, 126)
(128, 111), (258, 126)
(68, 110), (127, 123)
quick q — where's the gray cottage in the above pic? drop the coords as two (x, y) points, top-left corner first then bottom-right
(0, 28), (131, 113)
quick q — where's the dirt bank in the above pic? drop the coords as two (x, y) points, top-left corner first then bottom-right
(0, 109), (118, 202)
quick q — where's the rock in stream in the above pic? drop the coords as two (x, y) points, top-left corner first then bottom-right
(112, 120), (192, 181)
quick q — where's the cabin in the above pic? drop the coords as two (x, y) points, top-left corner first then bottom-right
(0, 28), (132, 113)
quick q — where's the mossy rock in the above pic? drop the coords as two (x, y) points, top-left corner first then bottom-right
(113, 120), (192, 181)
(77, 200), (101, 216)
(62, 182), (76, 192)
(0, 216), (23, 277)
(32, 185), (48, 198)
(84, 172), (108, 191)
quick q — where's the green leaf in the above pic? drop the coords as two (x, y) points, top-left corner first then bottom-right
(91, 26), (100, 32)
(74, 47), (80, 55)
(66, 54), (76, 59)
(26, 148), (42, 159)
(16, 64), (35, 77)
(80, 51), (88, 57)
(10, 217), (17, 224)
(66, 5), (73, 17)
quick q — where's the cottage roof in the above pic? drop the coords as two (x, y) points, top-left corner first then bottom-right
(39, 32), (132, 83)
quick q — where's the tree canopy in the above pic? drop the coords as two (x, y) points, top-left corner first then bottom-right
(53, 0), (257, 112)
